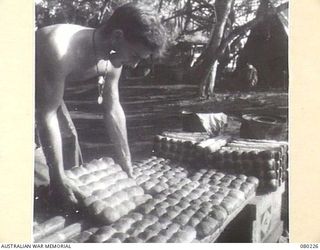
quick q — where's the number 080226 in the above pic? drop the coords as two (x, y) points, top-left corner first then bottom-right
(300, 244), (319, 248)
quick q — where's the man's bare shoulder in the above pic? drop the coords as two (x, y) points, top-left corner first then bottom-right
(36, 24), (88, 45)
(36, 24), (90, 64)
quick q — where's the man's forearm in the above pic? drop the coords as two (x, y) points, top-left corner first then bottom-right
(37, 112), (66, 182)
(103, 105), (132, 168)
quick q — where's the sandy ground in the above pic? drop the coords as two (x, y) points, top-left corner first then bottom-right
(63, 80), (288, 162)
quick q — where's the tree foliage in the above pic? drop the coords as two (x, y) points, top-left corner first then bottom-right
(35, 0), (288, 96)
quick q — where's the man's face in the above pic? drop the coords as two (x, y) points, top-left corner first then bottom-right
(109, 33), (152, 68)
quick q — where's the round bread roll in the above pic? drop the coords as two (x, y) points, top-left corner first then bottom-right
(177, 199), (189, 210)
(174, 190), (186, 198)
(196, 217), (219, 239)
(240, 182), (255, 195)
(64, 170), (77, 179)
(167, 192), (180, 201)
(111, 232), (128, 242)
(199, 192), (210, 202)
(132, 221), (152, 236)
(218, 187), (230, 196)
(125, 186), (144, 197)
(71, 166), (89, 177)
(158, 214), (171, 227)
(220, 196), (239, 214)
(168, 177), (181, 187)
(83, 195), (99, 207)
(201, 177), (211, 184)
(112, 217), (134, 233)
(193, 210), (207, 222)
(264, 158), (276, 170)
(98, 174), (116, 187)
(166, 197), (179, 207)
(142, 180), (155, 190)
(136, 174), (150, 185)
(248, 150), (259, 160)
(188, 216), (201, 227)
(268, 179), (278, 191)
(174, 213), (190, 226)
(101, 207), (121, 224)
(78, 174), (95, 186)
(115, 190), (129, 202)
(124, 236), (143, 243)
(137, 201), (155, 214)
(154, 193), (167, 202)
(103, 195), (122, 207)
(168, 225), (196, 243)
(236, 174), (247, 181)
(89, 200), (105, 216)
(127, 212), (143, 222)
(165, 209), (179, 220)
(190, 173), (202, 182)
(150, 172), (162, 179)
(96, 170), (111, 181)
(209, 205), (228, 222)
(112, 164), (122, 172)
(85, 161), (102, 172)
(215, 172), (226, 180)
(92, 188), (112, 201)
(148, 221), (163, 232)
(174, 172), (187, 179)
(93, 158), (109, 170)
(162, 223), (180, 239)
(100, 157), (115, 166)
(116, 203), (130, 217)
(149, 206), (165, 217)
(89, 226), (116, 243)
(121, 200), (136, 211)
(201, 201), (212, 210)
(266, 170), (277, 179)
(159, 201), (170, 209)
(190, 199), (202, 207)
(137, 229), (154, 241)
(182, 208), (195, 218)
(147, 235), (168, 243)
(150, 185), (165, 194)
(105, 238), (122, 243)
(132, 194), (152, 207)
(228, 189), (245, 200)
(78, 185), (92, 197)
(229, 180), (242, 190)
(187, 181), (200, 191)
(188, 190), (200, 200)
(239, 182), (252, 197)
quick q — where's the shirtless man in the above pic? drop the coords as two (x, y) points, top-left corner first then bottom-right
(35, 3), (166, 204)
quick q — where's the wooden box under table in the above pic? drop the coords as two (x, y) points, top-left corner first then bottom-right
(217, 183), (285, 243)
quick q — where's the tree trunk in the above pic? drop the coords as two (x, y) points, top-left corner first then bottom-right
(187, 0), (288, 98)
(190, 0), (234, 98)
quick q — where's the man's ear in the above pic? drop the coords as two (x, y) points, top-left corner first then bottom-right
(111, 29), (124, 43)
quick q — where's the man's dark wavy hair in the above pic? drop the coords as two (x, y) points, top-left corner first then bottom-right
(101, 3), (167, 57)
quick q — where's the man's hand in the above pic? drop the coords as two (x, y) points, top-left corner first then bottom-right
(50, 176), (87, 205)
(121, 161), (134, 178)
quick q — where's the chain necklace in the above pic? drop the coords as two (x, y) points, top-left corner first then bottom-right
(92, 29), (107, 105)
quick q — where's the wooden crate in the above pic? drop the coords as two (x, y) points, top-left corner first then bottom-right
(250, 183), (285, 242)
(216, 183), (285, 243)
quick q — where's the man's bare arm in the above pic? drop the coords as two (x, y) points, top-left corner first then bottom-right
(36, 77), (86, 203)
(103, 66), (133, 177)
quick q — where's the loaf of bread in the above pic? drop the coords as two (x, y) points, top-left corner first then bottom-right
(196, 217), (220, 239)
(33, 216), (66, 242)
(168, 226), (196, 243)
